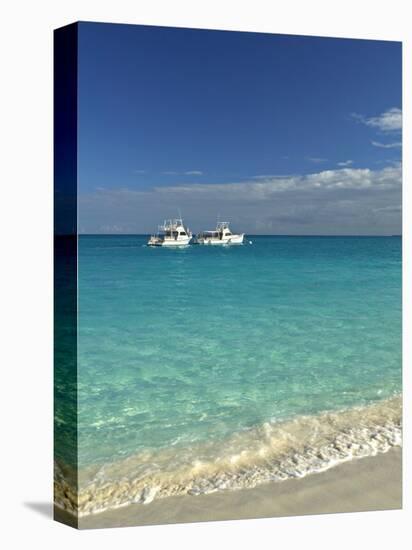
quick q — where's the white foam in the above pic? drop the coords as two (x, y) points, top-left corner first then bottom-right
(55, 395), (402, 517)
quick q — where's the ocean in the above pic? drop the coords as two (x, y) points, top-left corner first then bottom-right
(55, 235), (402, 516)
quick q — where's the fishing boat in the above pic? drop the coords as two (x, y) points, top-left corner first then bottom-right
(195, 222), (244, 245)
(147, 218), (192, 247)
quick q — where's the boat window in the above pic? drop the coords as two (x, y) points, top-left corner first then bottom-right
(180, 232), (186, 236)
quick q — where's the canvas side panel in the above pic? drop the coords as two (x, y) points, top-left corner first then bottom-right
(53, 22), (79, 529)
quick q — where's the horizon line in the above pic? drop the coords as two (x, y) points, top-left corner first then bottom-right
(64, 233), (402, 238)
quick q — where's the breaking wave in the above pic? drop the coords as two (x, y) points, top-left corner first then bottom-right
(54, 395), (401, 517)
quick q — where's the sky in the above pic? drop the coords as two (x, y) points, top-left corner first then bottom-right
(77, 22), (402, 235)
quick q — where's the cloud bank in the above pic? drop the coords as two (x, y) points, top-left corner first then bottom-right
(79, 164), (402, 235)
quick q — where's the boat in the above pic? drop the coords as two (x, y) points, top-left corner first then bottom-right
(195, 222), (244, 245)
(147, 218), (192, 247)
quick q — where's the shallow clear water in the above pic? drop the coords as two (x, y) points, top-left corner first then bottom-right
(76, 235), (401, 470)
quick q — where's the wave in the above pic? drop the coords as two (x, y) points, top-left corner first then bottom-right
(54, 395), (402, 517)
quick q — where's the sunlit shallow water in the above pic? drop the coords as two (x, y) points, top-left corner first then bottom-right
(55, 235), (402, 514)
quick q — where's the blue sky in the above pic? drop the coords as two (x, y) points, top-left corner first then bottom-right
(78, 23), (402, 234)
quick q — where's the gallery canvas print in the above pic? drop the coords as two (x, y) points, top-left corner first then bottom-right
(54, 22), (402, 529)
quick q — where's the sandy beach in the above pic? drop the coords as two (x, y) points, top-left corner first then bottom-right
(55, 447), (401, 529)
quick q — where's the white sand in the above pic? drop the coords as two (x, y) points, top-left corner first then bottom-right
(59, 447), (402, 529)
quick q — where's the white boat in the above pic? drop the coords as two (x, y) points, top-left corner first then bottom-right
(147, 218), (192, 247)
(195, 222), (244, 245)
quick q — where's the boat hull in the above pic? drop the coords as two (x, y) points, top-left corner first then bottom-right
(196, 234), (244, 245)
(148, 237), (192, 247)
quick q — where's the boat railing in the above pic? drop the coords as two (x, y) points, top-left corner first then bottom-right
(216, 221), (230, 230)
(160, 218), (186, 231)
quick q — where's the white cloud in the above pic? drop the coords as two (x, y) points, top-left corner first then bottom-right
(337, 160), (353, 167)
(252, 174), (289, 180)
(162, 170), (203, 176)
(79, 164), (402, 235)
(156, 164), (401, 197)
(352, 107), (402, 132)
(371, 140), (402, 149)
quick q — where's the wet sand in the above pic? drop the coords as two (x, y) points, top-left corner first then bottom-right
(55, 447), (402, 529)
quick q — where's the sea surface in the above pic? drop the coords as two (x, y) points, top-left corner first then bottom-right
(55, 235), (402, 515)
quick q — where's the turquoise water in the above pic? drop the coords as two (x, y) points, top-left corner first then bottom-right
(76, 236), (401, 469)
(52, 235), (403, 513)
